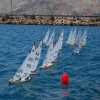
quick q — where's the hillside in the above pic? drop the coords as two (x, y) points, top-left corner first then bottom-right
(0, 0), (100, 16)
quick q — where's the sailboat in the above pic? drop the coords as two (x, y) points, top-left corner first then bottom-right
(41, 31), (64, 69)
(9, 41), (42, 84)
(67, 28), (77, 46)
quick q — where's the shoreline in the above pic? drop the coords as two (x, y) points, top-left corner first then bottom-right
(0, 15), (100, 26)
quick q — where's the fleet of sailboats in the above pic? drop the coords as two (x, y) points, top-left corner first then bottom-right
(41, 31), (64, 68)
(67, 28), (87, 54)
(9, 28), (87, 84)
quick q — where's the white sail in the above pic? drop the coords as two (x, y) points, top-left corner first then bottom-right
(46, 30), (55, 46)
(31, 43), (36, 52)
(43, 30), (50, 45)
(73, 30), (82, 53)
(66, 28), (73, 44)
(67, 28), (77, 46)
(80, 31), (87, 47)
(75, 31), (82, 46)
(31, 41), (42, 72)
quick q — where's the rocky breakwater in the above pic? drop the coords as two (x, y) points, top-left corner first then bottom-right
(0, 15), (100, 25)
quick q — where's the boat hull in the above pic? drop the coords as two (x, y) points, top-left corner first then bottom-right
(8, 76), (31, 84)
(43, 62), (54, 69)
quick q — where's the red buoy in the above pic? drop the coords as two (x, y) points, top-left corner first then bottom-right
(60, 72), (69, 85)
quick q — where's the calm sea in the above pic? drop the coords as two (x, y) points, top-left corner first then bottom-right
(0, 24), (100, 100)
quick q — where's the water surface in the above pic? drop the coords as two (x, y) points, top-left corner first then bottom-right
(0, 24), (100, 100)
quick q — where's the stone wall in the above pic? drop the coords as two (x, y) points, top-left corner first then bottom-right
(0, 15), (100, 25)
